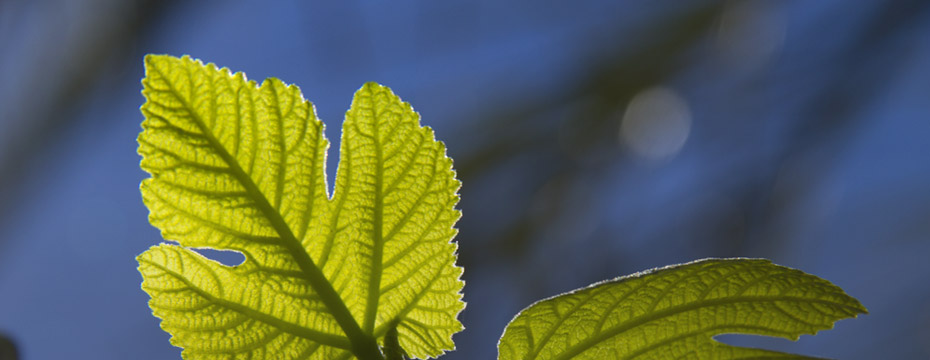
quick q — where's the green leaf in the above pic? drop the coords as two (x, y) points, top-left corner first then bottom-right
(137, 55), (464, 360)
(498, 258), (866, 360)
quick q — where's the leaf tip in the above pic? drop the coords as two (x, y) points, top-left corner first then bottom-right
(142, 53), (165, 67)
(355, 82), (404, 106)
(142, 53), (184, 74)
(361, 81), (386, 91)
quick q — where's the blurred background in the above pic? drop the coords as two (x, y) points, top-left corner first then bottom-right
(1, 0), (929, 359)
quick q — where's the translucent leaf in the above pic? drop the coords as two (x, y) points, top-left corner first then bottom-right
(498, 258), (866, 360)
(137, 55), (463, 359)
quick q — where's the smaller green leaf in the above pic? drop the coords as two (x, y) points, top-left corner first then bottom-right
(498, 258), (866, 360)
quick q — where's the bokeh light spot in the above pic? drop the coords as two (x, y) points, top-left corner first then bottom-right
(619, 86), (691, 159)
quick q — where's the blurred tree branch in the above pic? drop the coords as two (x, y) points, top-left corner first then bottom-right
(0, 0), (176, 241)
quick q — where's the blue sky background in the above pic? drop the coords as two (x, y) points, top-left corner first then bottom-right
(1, 1), (928, 359)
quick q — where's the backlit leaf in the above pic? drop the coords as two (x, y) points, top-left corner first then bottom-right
(137, 55), (463, 359)
(498, 258), (866, 360)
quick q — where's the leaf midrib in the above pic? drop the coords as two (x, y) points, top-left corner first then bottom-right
(547, 294), (863, 360)
(365, 104), (386, 334)
(150, 62), (382, 359)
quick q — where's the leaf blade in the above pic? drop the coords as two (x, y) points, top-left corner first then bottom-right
(497, 258), (867, 360)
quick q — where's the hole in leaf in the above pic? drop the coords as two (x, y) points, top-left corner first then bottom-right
(191, 248), (246, 267)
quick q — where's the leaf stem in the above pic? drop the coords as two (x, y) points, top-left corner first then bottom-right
(278, 240), (384, 360)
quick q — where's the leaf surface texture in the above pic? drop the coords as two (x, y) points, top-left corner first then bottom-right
(137, 55), (463, 359)
(498, 258), (866, 360)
